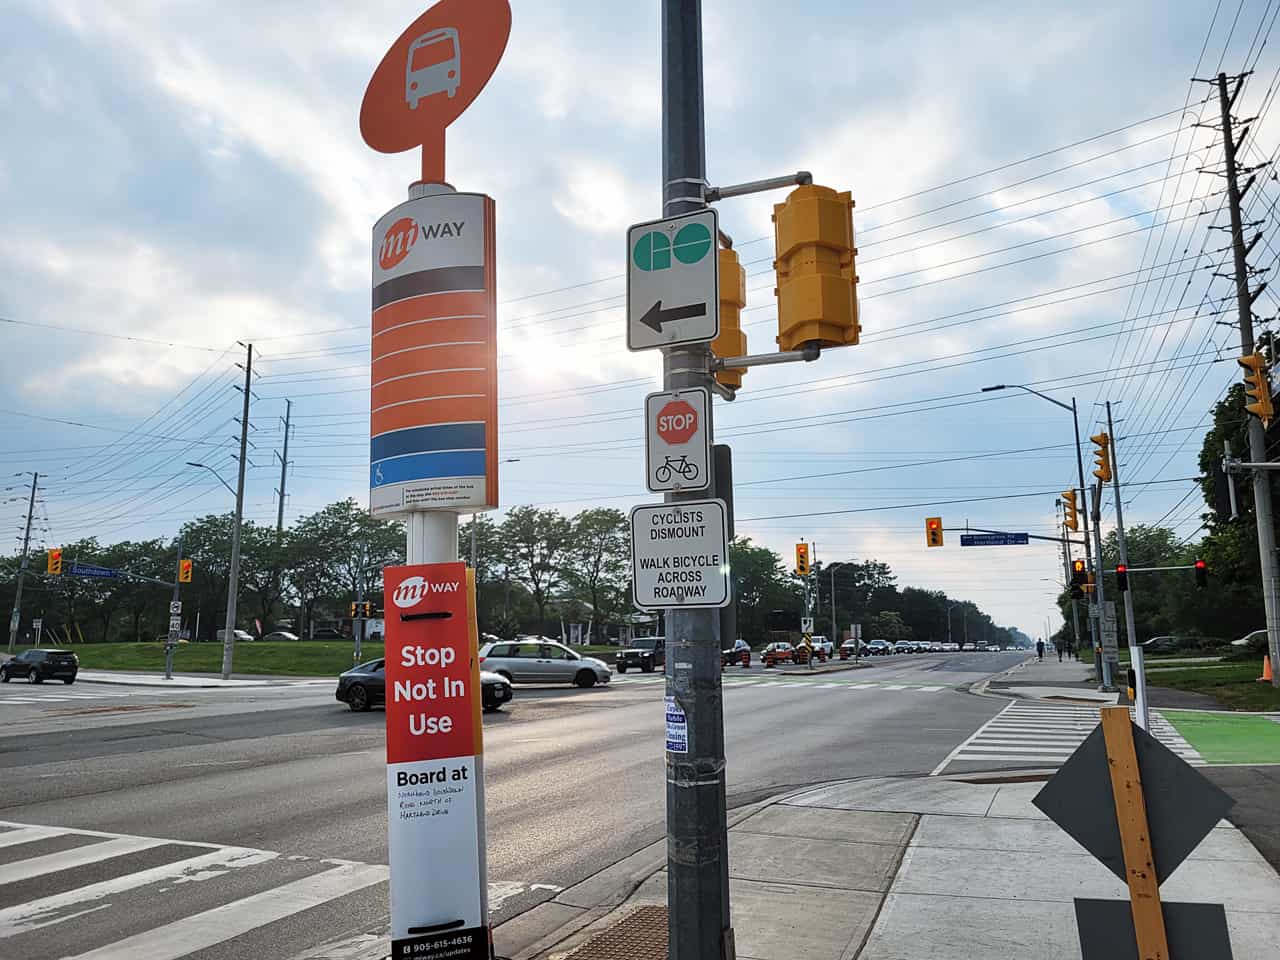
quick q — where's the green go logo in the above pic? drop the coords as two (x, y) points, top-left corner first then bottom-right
(633, 222), (713, 271)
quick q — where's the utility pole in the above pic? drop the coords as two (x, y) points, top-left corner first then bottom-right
(1090, 479), (1116, 690)
(275, 399), (292, 536)
(7, 472), (38, 653)
(662, 3), (733, 958)
(1061, 515), (1083, 657)
(1213, 71), (1280, 680)
(165, 535), (183, 681)
(221, 343), (252, 681)
(1070, 398), (1102, 681)
(1106, 403), (1146, 727)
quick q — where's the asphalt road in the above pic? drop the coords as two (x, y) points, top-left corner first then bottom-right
(0, 651), (1025, 959)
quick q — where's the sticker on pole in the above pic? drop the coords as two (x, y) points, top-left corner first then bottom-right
(626, 209), (720, 351)
(630, 499), (731, 610)
(665, 697), (688, 754)
(645, 387), (710, 492)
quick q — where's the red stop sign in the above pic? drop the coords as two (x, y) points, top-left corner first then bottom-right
(656, 400), (698, 444)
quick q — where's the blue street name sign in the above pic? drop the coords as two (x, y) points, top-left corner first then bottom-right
(959, 533), (1029, 547)
(69, 562), (119, 578)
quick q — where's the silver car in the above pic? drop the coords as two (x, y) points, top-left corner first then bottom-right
(479, 639), (612, 688)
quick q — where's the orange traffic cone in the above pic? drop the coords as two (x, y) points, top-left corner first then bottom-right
(1259, 655), (1273, 684)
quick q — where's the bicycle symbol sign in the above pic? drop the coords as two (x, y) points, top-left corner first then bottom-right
(645, 387), (710, 494)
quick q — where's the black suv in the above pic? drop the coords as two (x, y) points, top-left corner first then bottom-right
(617, 636), (665, 673)
(2, 649), (79, 684)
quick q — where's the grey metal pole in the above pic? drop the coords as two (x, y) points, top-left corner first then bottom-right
(1218, 72), (1280, 684)
(7, 472), (38, 653)
(165, 534), (182, 681)
(1061, 518), (1083, 660)
(221, 343), (252, 680)
(662, 3), (732, 958)
(1090, 481), (1115, 690)
(830, 566), (837, 648)
(1071, 399), (1102, 681)
(276, 399), (291, 536)
(470, 513), (478, 568)
(1105, 403), (1145, 727)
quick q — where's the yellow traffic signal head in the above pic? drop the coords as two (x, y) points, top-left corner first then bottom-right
(795, 542), (810, 576)
(1061, 490), (1079, 531)
(1091, 432), (1112, 482)
(47, 548), (63, 576)
(1238, 352), (1274, 427)
(773, 184), (859, 353)
(1071, 558), (1086, 585)
(179, 559), (193, 583)
(925, 517), (944, 548)
(711, 247), (747, 389)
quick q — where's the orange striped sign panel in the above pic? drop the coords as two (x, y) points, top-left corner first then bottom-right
(370, 190), (498, 516)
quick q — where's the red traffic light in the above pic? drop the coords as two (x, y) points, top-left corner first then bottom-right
(927, 519), (940, 530)
(1195, 559), (1208, 589)
(1116, 564), (1128, 592)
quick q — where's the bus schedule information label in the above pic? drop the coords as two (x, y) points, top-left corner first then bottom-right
(383, 562), (488, 960)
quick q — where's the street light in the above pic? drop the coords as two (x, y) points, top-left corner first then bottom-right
(981, 383), (1103, 683)
(825, 561), (855, 657)
(187, 460), (244, 679)
(469, 458), (521, 568)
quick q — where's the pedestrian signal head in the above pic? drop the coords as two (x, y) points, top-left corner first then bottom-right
(1071, 559), (1087, 586)
(1238, 352), (1274, 428)
(46, 548), (63, 576)
(711, 247), (747, 389)
(1091, 432), (1112, 482)
(925, 517), (944, 548)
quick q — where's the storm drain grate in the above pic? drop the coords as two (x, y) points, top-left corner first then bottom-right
(563, 905), (667, 960)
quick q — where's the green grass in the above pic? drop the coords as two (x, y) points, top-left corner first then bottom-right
(1143, 661), (1280, 711)
(1161, 710), (1280, 763)
(13, 641), (380, 677)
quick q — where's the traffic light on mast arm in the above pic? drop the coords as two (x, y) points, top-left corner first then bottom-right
(711, 247), (747, 389)
(46, 548), (63, 576)
(795, 543), (810, 576)
(925, 517), (944, 547)
(1116, 564), (1129, 592)
(772, 184), (860, 353)
(1195, 558), (1208, 589)
(1238, 352), (1274, 428)
(1062, 490), (1079, 531)
(1091, 432), (1112, 482)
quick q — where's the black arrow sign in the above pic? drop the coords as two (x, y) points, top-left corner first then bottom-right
(640, 299), (706, 332)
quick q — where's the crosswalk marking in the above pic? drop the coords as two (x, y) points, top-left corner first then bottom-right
(933, 700), (1206, 774)
(0, 825), (69, 849)
(608, 673), (950, 694)
(0, 835), (168, 885)
(62, 862), (390, 960)
(0, 847), (278, 936)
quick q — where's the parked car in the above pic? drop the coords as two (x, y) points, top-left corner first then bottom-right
(986, 644), (1002, 652)
(721, 638), (751, 668)
(838, 640), (865, 659)
(479, 640), (611, 688)
(310, 627), (345, 640)
(335, 659), (513, 712)
(262, 630), (300, 642)
(1, 648), (79, 684)
(892, 640), (916, 655)
(762, 641), (795, 667)
(866, 640), (893, 656)
(928, 641), (943, 652)
(215, 629), (256, 643)
(617, 636), (665, 673)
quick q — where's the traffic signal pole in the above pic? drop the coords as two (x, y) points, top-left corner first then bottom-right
(1214, 71), (1280, 683)
(165, 535), (183, 681)
(1071, 398), (1103, 683)
(7, 471), (38, 653)
(1105, 403), (1146, 728)
(661, 3), (733, 958)
(221, 343), (252, 681)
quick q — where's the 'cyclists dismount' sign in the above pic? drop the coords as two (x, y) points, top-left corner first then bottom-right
(645, 387), (711, 493)
(631, 499), (731, 610)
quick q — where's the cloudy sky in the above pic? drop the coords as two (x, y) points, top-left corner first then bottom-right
(2, 0), (1274, 638)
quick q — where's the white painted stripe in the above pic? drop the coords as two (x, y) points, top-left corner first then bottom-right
(930, 700), (1015, 776)
(953, 753), (1071, 762)
(61, 862), (389, 960)
(373, 313), (484, 339)
(849, 683), (876, 689)
(955, 745), (1075, 755)
(372, 393), (485, 414)
(0, 847), (278, 935)
(812, 683), (840, 689)
(970, 738), (1085, 746)
(0, 826), (70, 849)
(913, 686), (945, 692)
(881, 684), (907, 690)
(372, 340), (486, 364)
(0, 836), (169, 884)
(372, 367), (485, 389)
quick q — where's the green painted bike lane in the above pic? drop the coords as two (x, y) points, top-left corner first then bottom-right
(1162, 710), (1280, 764)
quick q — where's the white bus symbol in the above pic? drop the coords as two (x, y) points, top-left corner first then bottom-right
(406, 27), (461, 108)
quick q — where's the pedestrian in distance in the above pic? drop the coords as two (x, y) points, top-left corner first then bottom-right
(1036, 639), (1045, 662)
(1058, 643), (1064, 663)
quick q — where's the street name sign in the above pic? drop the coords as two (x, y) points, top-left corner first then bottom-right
(383, 562), (488, 960)
(645, 387), (710, 493)
(626, 209), (720, 351)
(631, 500), (731, 610)
(69, 562), (117, 579)
(959, 533), (1029, 546)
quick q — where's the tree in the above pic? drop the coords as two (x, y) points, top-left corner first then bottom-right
(563, 508), (629, 641)
(500, 506), (571, 633)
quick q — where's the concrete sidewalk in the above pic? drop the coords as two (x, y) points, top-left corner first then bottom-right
(981, 655), (1119, 704)
(514, 776), (1280, 960)
(76, 669), (331, 688)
